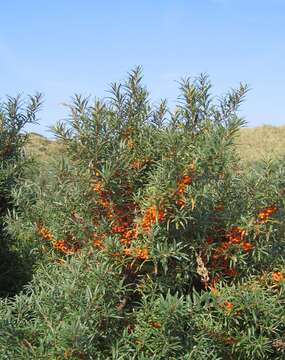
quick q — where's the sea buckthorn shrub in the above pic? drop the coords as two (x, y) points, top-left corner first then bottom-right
(1, 69), (285, 358)
(1, 254), (284, 359)
(0, 94), (42, 297)
(44, 68), (284, 286)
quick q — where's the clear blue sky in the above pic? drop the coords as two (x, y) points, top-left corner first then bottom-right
(1, 0), (284, 135)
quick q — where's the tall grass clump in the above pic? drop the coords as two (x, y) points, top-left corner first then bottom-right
(1, 68), (285, 359)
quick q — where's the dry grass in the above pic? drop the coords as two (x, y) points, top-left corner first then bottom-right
(25, 125), (285, 164)
(25, 133), (64, 161)
(236, 125), (285, 165)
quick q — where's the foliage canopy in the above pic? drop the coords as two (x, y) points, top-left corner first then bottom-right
(1, 69), (285, 359)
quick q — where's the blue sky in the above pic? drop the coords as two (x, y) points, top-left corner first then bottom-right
(1, 0), (284, 135)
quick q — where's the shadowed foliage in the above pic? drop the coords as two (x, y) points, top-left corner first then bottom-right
(0, 94), (42, 297)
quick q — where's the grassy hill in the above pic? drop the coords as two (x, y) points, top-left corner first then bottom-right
(236, 125), (285, 164)
(26, 125), (285, 164)
(25, 132), (64, 161)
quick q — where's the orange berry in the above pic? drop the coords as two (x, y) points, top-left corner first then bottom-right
(150, 321), (161, 329)
(175, 199), (185, 208)
(206, 236), (214, 244)
(257, 205), (278, 222)
(135, 247), (149, 260)
(272, 271), (285, 282)
(112, 252), (121, 257)
(224, 301), (234, 312)
(226, 227), (245, 244)
(123, 248), (132, 256)
(241, 242), (253, 252)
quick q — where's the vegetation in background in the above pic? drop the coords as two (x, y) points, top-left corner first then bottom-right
(0, 94), (42, 297)
(1, 69), (285, 359)
(26, 126), (285, 166)
(237, 125), (285, 165)
(25, 132), (64, 161)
